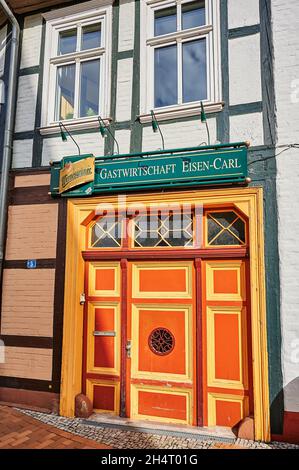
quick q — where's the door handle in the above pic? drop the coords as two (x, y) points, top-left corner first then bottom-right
(93, 331), (116, 337)
(126, 340), (132, 358)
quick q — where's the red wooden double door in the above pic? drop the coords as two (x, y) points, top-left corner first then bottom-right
(82, 257), (253, 427)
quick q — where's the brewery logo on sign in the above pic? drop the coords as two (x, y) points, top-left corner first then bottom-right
(59, 157), (95, 194)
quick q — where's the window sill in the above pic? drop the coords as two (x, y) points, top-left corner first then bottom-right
(39, 116), (112, 136)
(138, 102), (224, 124)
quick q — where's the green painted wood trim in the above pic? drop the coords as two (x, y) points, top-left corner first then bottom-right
(259, 0), (283, 435)
(105, 0), (120, 156)
(117, 49), (134, 60)
(229, 102), (263, 116)
(217, 0), (229, 144)
(130, 0), (142, 154)
(32, 19), (46, 168)
(228, 24), (260, 39)
(18, 65), (40, 76)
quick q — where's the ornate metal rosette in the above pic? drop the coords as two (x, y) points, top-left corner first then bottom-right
(148, 327), (175, 356)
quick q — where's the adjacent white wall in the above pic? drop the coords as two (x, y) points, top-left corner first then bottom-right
(42, 133), (105, 165)
(20, 14), (43, 69)
(118, 0), (135, 52)
(115, 58), (133, 122)
(229, 34), (262, 106)
(14, 75), (39, 133)
(142, 118), (217, 152)
(228, 0), (260, 29)
(272, 0), (299, 412)
(230, 112), (263, 146)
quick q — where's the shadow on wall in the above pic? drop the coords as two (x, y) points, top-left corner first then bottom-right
(271, 377), (299, 444)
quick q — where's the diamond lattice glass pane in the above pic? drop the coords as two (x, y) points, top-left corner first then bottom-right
(230, 218), (246, 243)
(210, 230), (241, 246)
(210, 212), (238, 228)
(134, 213), (193, 247)
(91, 218), (122, 248)
(207, 216), (222, 243)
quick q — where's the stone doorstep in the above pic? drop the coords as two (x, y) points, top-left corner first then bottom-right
(82, 413), (237, 442)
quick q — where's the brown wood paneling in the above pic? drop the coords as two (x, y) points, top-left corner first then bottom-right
(1, 269), (55, 337)
(0, 335), (53, 348)
(0, 377), (53, 393)
(51, 198), (67, 393)
(4, 259), (56, 269)
(0, 346), (52, 380)
(10, 186), (56, 205)
(5, 204), (58, 260)
(14, 173), (51, 188)
(8, 0), (74, 14)
(0, 387), (59, 413)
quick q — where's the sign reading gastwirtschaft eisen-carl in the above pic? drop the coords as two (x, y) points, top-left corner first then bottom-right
(59, 157), (95, 194)
(50, 145), (248, 197)
(92, 147), (247, 193)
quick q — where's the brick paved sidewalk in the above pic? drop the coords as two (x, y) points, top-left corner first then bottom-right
(0, 406), (111, 449)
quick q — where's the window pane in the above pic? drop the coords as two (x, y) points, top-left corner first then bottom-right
(91, 217), (122, 248)
(182, 38), (207, 103)
(155, 45), (178, 108)
(210, 231), (240, 246)
(81, 23), (101, 50)
(182, 1), (206, 30)
(210, 212), (238, 228)
(133, 213), (193, 248)
(55, 64), (75, 120)
(207, 212), (246, 246)
(58, 29), (77, 55)
(80, 60), (100, 118)
(154, 6), (177, 36)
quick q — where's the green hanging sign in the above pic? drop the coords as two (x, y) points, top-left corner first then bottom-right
(50, 143), (249, 197)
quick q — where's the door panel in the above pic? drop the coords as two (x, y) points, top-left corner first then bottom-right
(131, 305), (192, 379)
(128, 261), (195, 425)
(84, 261), (121, 414)
(203, 260), (251, 428)
(132, 263), (192, 298)
(87, 302), (120, 375)
(88, 261), (120, 297)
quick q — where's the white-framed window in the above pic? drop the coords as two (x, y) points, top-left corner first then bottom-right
(140, 0), (222, 121)
(41, 1), (112, 130)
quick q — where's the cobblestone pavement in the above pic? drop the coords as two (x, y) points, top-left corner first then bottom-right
(0, 406), (110, 449)
(17, 408), (299, 449)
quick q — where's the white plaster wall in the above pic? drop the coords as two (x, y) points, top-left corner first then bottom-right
(115, 58), (133, 122)
(230, 112), (263, 146)
(272, 0), (299, 412)
(14, 74), (39, 133)
(0, 24), (7, 77)
(118, 0), (135, 52)
(20, 14), (43, 69)
(42, 132), (105, 165)
(229, 34), (262, 106)
(115, 129), (131, 154)
(142, 118), (217, 152)
(12, 140), (33, 168)
(228, 0), (260, 29)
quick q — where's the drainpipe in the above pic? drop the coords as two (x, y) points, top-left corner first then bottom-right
(0, 1), (20, 281)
